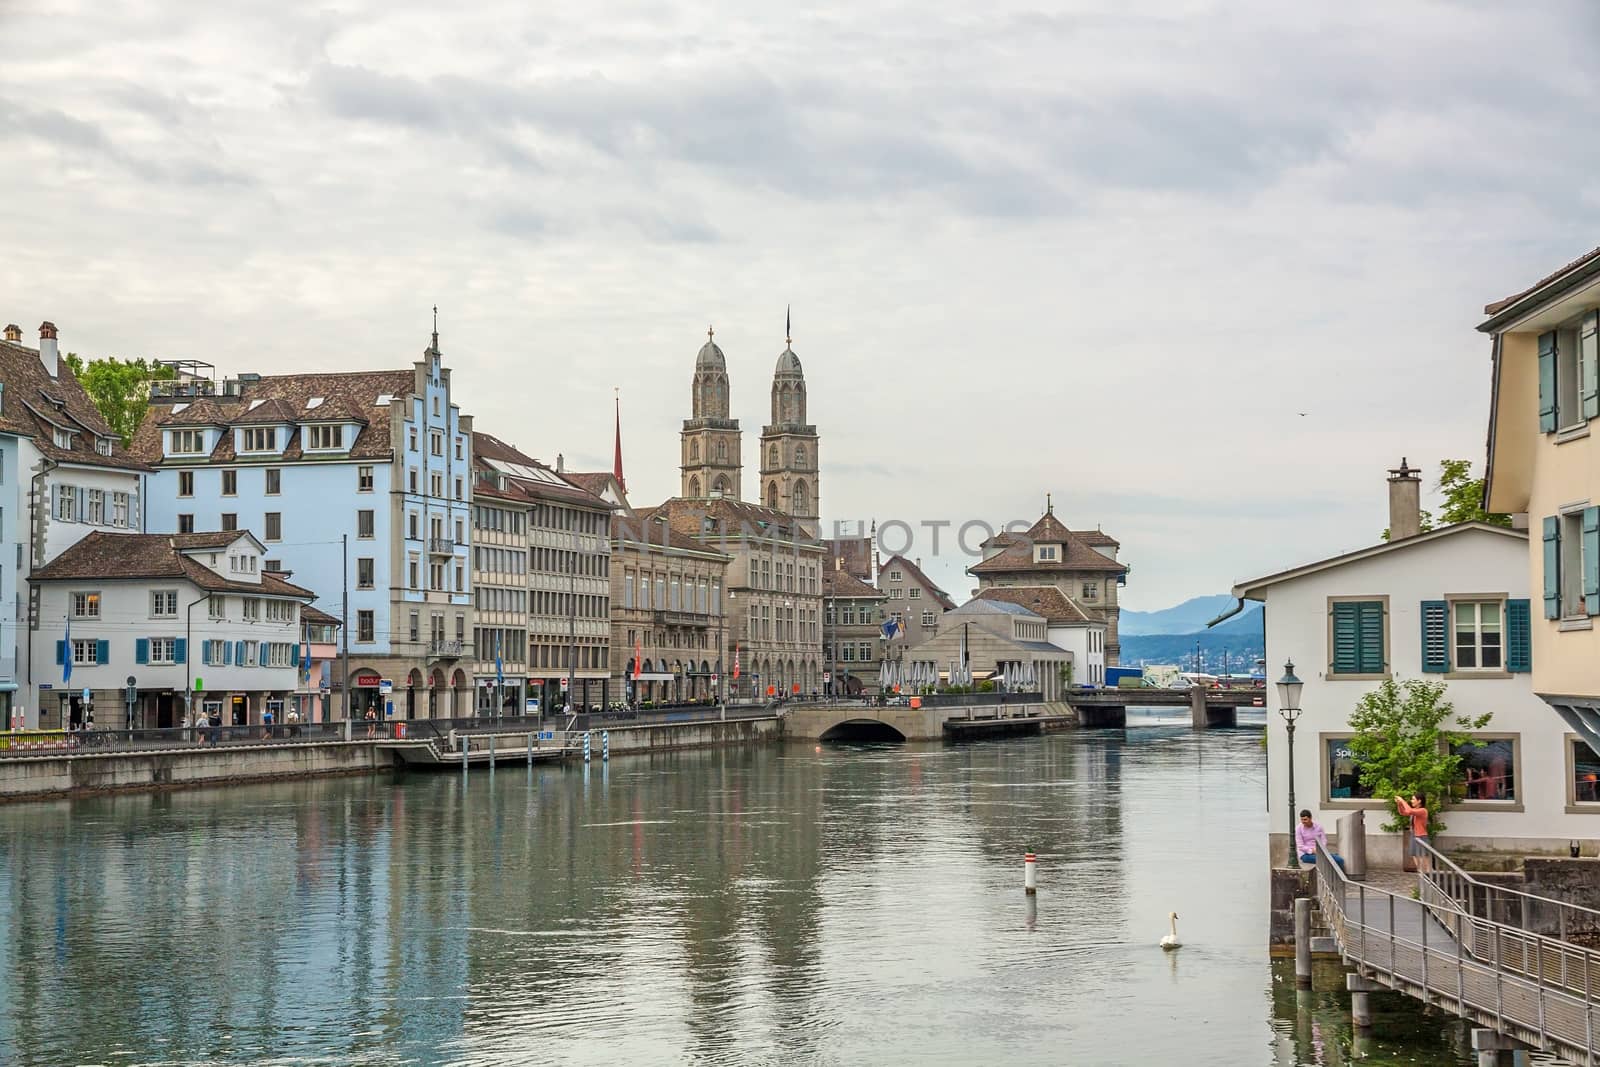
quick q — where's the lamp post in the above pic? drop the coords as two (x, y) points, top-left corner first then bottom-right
(1277, 659), (1305, 868)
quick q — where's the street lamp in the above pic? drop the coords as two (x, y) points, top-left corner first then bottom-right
(1277, 659), (1305, 868)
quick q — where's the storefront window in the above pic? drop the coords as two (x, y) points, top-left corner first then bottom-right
(1572, 739), (1600, 805)
(1325, 737), (1373, 800)
(1452, 737), (1516, 802)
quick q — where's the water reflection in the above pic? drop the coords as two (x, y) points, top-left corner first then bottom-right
(0, 729), (1471, 1065)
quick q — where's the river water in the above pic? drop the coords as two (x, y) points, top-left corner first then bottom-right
(0, 715), (1477, 1066)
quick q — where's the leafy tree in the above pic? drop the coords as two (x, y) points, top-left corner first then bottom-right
(1382, 459), (1511, 540)
(63, 353), (175, 446)
(1347, 677), (1490, 835)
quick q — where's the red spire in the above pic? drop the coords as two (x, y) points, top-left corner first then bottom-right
(613, 391), (626, 492)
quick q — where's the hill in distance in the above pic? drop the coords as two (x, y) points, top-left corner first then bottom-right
(1119, 594), (1240, 636)
(1118, 594), (1263, 669)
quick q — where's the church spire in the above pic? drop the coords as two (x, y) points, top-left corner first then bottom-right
(613, 388), (626, 492)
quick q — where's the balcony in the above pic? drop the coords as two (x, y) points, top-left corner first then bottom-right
(654, 610), (713, 627)
(428, 537), (455, 556)
(429, 639), (464, 659)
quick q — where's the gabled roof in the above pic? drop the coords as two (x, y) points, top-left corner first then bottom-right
(31, 531), (318, 599)
(612, 511), (730, 559)
(975, 585), (1103, 625)
(301, 603), (342, 627)
(471, 432), (610, 510)
(947, 597), (1043, 620)
(1027, 510), (1072, 543)
(1078, 528), (1119, 548)
(0, 334), (151, 472)
(877, 553), (956, 610)
(968, 535), (1128, 575)
(1481, 245), (1600, 323)
(823, 568), (883, 599)
(1231, 522), (1527, 600)
(645, 496), (814, 547)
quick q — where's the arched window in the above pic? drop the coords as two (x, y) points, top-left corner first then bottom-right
(768, 444), (778, 466)
(689, 476), (701, 498)
(793, 481), (809, 515)
(767, 482), (778, 509)
(713, 476), (728, 495)
(795, 444), (807, 468)
(716, 439), (726, 462)
(690, 440), (699, 462)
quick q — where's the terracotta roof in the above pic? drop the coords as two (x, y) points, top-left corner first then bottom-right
(612, 511), (729, 558)
(1078, 529), (1119, 548)
(561, 471), (619, 497)
(975, 585), (1103, 624)
(967, 516), (1130, 576)
(823, 567), (883, 599)
(0, 334), (152, 472)
(1484, 246), (1600, 315)
(301, 603), (342, 626)
(822, 536), (874, 580)
(1027, 510), (1072, 543)
(646, 496), (816, 548)
(877, 553), (956, 610)
(470, 432), (611, 510)
(130, 369), (414, 464)
(31, 531), (318, 598)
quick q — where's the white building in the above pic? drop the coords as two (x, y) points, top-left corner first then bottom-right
(1229, 463), (1590, 867)
(28, 531), (317, 730)
(0, 322), (149, 726)
(972, 586), (1107, 685)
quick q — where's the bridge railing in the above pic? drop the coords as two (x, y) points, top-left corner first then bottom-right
(1313, 844), (1599, 1062)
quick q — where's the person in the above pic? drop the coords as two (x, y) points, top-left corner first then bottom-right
(286, 707), (300, 738)
(364, 707), (377, 739)
(1296, 810), (1344, 870)
(1395, 793), (1432, 872)
(262, 706), (274, 740)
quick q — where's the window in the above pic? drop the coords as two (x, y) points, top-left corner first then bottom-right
(265, 600), (292, 623)
(151, 590), (178, 618)
(431, 472), (443, 496)
(408, 511), (419, 539)
(178, 514), (195, 534)
(357, 610), (374, 642)
(889, 570), (902, 582)
(266, 643), (293, 667)
(96, 437), (112, 456)
(431, 431), (443, 456)
(1570, 738), (1600, 806)
(72, 591), (101, 618)
(1453, 737), (1518, 803)
(85, 489), (103, 524)
(149, 637), (176, 665)
(357, 510), (374, 538)
(454, 477), (463, 500)
(205, 640), (227, 666)
(1551, 509), (1593, 620)
(921, 611), (936, 626)
(71, 639), (100, 665)
(409, 468), (419, 493)
(112, 492), (129, 527)
(358, 465), (374, 491)
(265, 468), (281, 495)
(455, 563), (464, 592)
(265, 512), (281, 541)
(55, 484), (75, 522)
(909, 587), (922, 600)
(1539, 315), (1598, 434)
(169, 429), (205, 454)
(1081, 582), (1098, 600)
(888, 588), (903, 600)
(264, 559), (281, 572)
(1452, 601), (1503, 671)
(455, 518), (464, 544)
(240, 640), (258, 667)
(455, 438), (463, 460)
(409, 558), (419, 588)
(409, 427), (418, 452)
(221, 513), (238, 532)
(1037, 545), (1058, 561)
(241, 428), (276, 452)
(1324, 736), (1375, 801)
(307, 424), (344, 450)
(242, 597), (261, 622)
(53, 428), (71, 449)
(209, 594), (226, 620)
(358, 558), (374, 589)
(430, 562), (443, 590)
(1329, 598), (1386, 676)
(408, 611), (419, 642)
(222, 470), (237, 496)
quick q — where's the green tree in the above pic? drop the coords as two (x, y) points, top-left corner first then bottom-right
(63, 353), (175, 446)
(1346, 677), (1491, 835)
(1381, 459), (1510, 540)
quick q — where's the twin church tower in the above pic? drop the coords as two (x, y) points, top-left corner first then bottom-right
(680, 324), (820, 535)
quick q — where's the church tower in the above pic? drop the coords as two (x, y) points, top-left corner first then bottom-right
(759, 320), (820, 535)
(681, 326), (742, 500)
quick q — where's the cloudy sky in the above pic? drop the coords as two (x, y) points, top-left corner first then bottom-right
(4, 0), (1598, 610)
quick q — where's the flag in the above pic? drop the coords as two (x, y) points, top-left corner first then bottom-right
(732, 642), (741, 680)
(300, 626), (311, 685)
(633, 636), (642, 680)
(495, 631), (504, 688)
(62, 613), (72, 685)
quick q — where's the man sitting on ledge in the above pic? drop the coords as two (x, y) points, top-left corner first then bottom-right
(1297, 810), (1344, 870)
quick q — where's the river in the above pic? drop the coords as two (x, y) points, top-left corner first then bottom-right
(0, 715), (1476, 1065)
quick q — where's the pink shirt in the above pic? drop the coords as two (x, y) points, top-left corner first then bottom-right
(1296, 821), (1327, 855)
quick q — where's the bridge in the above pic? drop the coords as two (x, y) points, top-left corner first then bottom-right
(1312, 842), (1599, 1064)
(1065, 687), (1263, 728)
(784, 699), (1074, 742)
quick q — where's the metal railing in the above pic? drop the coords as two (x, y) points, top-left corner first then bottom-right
(1314, 844), (1598, 1064)
(0, 722), (350, 755)
(428, 639), (464, 657)
(428, 537), (455, 555)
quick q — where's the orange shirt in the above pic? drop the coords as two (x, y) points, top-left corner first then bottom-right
(1396, 798), (1429, 838)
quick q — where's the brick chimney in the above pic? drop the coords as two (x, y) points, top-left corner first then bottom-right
(3, 324), (20, 343)
(1388, 457), (1421, 541)
(37, 321), (59, 378)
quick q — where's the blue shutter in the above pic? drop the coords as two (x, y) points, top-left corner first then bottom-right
(55, 640), (65, 665)
(1584, 313), (1600, 420)
(290, 643), (300, 667)
(75, 487), (86, 522)
(1331, 603), (1360, 674)
(174, 638), (186, 665)
(96, 639), (109, 664)
(1506, 599), (1532, 673)
(1544, 516), (1562, 619)
(1539, 331), (1559, 433)
(135, 638), (149, 665)
(1357, 601), (1385, 673)
(227, 641), (237, 666)
(1420, 600), (1449, 673)
(1587, 507), (1600, 617)
(128, 491), (139, 530)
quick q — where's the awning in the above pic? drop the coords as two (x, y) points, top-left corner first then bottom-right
(0, 681), (16, 693)
(632, 672), (675, 682)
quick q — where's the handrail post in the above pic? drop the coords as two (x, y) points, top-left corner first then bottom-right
(1535, 931), (1546, 1045)
(1389, 893), (1396, 977)
(1494, 924), (1504, 1033)
(1456, 906), (1466, 1020)
(1421, 898), (1429, 992)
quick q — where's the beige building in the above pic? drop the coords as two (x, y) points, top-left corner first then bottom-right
(680, 329), (743, 501)
(908, 599), (1073, 701)
(758, 336), (820, 536)
(1481, 247), (1600, 759)
(877, 554), (957, 647)
(610, 510), (730, 705)
(823, 567), (886, 697)
(968, 500), (1128, 663)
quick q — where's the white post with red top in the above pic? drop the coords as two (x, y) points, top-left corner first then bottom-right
(1024, 852), (1038, 895)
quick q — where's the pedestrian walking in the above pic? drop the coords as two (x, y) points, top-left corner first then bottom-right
(364, 707), (377, 739)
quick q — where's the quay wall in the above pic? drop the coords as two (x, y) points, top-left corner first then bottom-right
(585, 715), (781, 754)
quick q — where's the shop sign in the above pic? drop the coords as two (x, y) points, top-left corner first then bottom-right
(353, 671), (382, 687)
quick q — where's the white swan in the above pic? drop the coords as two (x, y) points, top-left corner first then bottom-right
(1160, 911), (1182, 950)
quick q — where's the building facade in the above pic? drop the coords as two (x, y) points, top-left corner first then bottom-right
(974, 585), (1107, 686)
(1481, 247), (1600, 759)
(758, 337), (820, 536)
(968, 500), (1128, 663)
(610, 510), (729, 705)
(28, 531), (315, 730)
(681, 329), (742, 501)
(909, 599), (1074, 701)
(877, 554), (957, 648)
(134, 333), (474, 719)
(1, 322), (149, 727)
(823, 567), (885, 697)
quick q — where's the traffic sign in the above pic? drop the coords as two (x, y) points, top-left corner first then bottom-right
(81, 687), (90, 702)
(560, 677), (569, 690)
(710, 673), (719, 685)
(379, 679), (393, 695)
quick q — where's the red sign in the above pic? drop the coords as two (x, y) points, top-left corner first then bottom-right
(766, 685), (776, 696)
(352, 671), (382, 687)
(791, 684), (800, 694)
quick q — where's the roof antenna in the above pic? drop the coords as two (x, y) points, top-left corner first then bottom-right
(431, 305), (439, 352)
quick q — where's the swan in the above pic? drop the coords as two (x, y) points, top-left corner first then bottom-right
(1160, 911), (1182, 950)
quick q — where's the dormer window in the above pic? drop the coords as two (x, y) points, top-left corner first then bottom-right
(306, 424), (344, 450)
(169, 429), (205, 455)
(95, 437), (112, 456)
(53, 429), (72, 449)
(1037, 545), (1059, 561)
(241, 427), (277, 452)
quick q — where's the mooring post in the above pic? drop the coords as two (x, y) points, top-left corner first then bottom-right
(1024, 852), (1038, 895)
(1346, 973), (1376, 1030)
(1294, 897), (1313, 988)
(527, 733), (533, 767)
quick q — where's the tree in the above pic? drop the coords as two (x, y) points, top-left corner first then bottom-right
(63, 353), (175, 446)
(1381, 459), (1510, 540)
(1346, 677), (1490, 835)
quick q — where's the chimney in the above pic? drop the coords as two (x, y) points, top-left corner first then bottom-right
(37, 321), (58, 377)
(3, 324), (20, 343)
(555, 452), (564, 473)
(1387, 457), (1422, 541)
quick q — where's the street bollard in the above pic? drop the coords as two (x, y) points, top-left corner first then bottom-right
(1294, 897), (1312, 988)
(1024, 852), (1038, 895)
(583, 732), (591, 763)
(527, 733), (533, 767)
(602, 730), (609, 763)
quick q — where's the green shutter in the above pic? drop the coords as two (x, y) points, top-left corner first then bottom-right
(55, 640), (65, 665)
(1539, 331), (1559, 432)
(1331, 602), (1360, 674)
(96, 639), (109, 664)
(1583, 313), (1600, 420)
(1506, 599), (1532, 672)
(174, 638), (186, 665)
(135, 639), (149, 665)
(1420, 600), (1449, 673)
(1357, 601), (1385, 673)
(1545, 516), (1562, 618)
(1586, 507), (1600, 616)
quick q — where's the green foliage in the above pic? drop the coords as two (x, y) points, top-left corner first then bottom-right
(1381, 459), (1511, 540)
(63, 353), (174, 446)
(1346, 677), (1491, 834)
(977, 679), (996, 693)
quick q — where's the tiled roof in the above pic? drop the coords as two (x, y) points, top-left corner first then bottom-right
(975, 585), (1102, 624)
(31, 531), (317, 598)
(613, 511), (729, 558)
(878, 553), (956, 610)
(823, 568), (883, 599)
(561, 471), (619, 497)
(646, 496), (815, 548)
(0, 334), (151, 472)
(1027, 511), (1072, 543)
(1484, 246), (1600, 315)
(301, 603), (342, 626)
(968, 534), (1128, 575)
(1078, 528), (1119, 548)
(948, 598), (1043, 619)
(822, 536), (874, 580)
(470, 432), (611, 510)
(129, 369), (415, 464)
